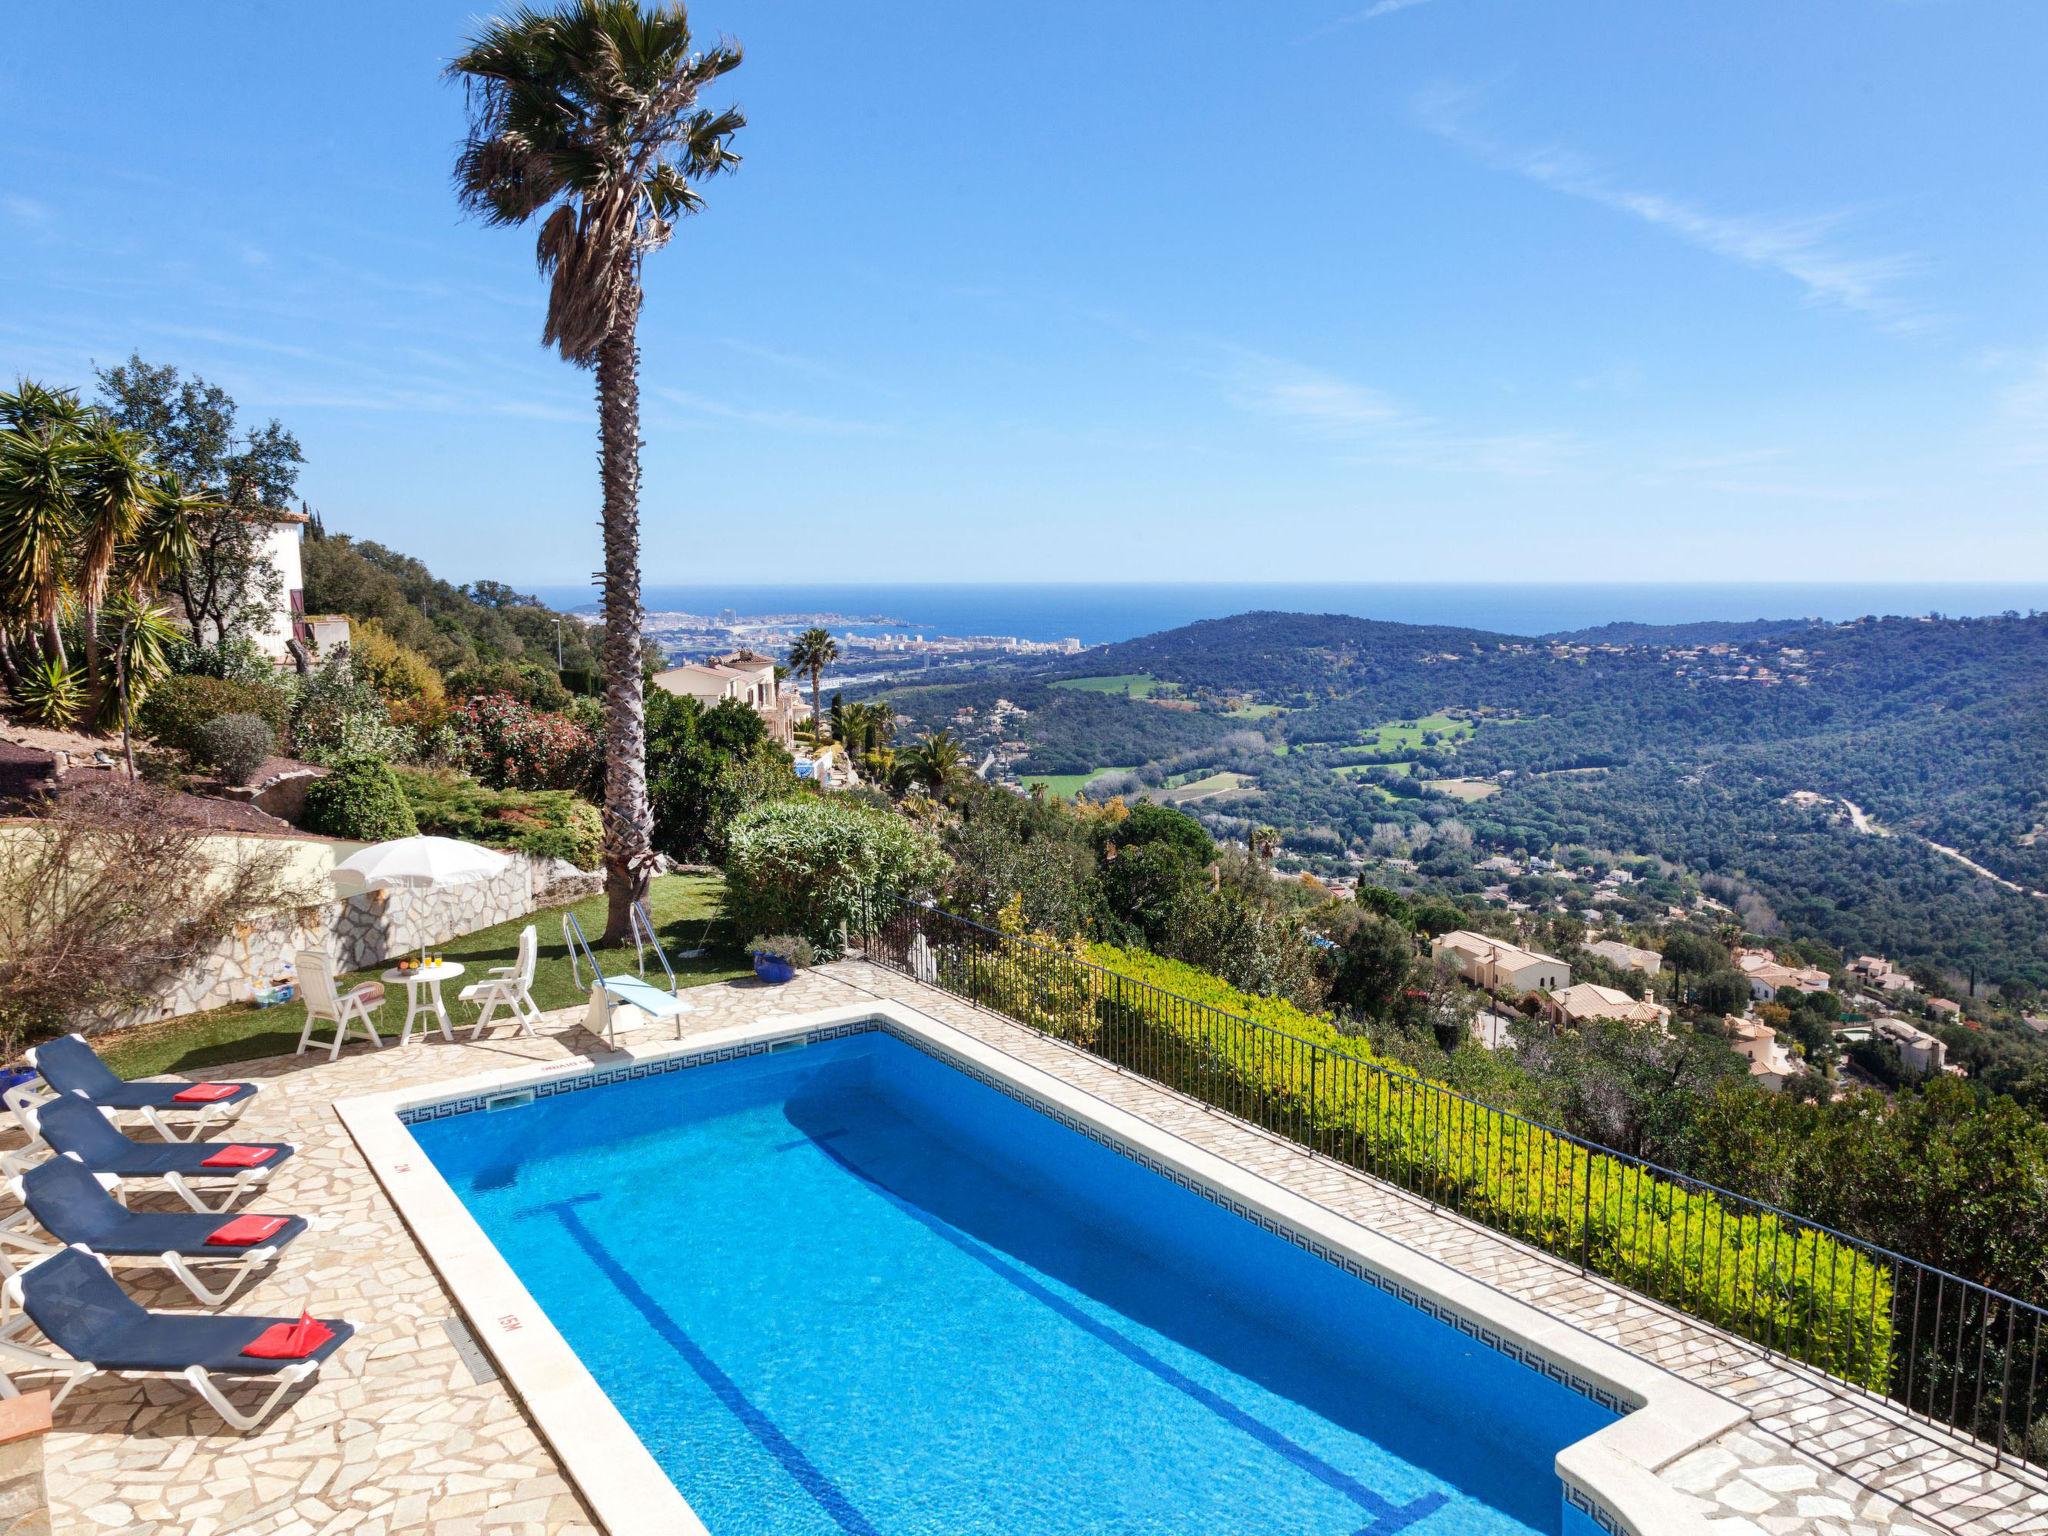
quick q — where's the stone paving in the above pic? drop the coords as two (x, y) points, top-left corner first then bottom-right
(25, 961), (2048, 1536)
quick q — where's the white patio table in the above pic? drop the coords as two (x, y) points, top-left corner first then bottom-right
(382, 961), (466, 1047)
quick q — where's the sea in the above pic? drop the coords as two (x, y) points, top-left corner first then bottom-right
(525, 581), (2048, 648)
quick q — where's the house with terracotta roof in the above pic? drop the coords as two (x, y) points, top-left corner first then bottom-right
(1540, 982), (1670, 1030)
(1587, 937), (1662, 976)
(1430, 931), (1569, 994)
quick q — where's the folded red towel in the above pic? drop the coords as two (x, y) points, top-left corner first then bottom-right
(200, 1144), (276, 1169)
(206, 1214), (287, 1247)
(173, 1082), (241, 1104)
(242, 1310), (335, 1360)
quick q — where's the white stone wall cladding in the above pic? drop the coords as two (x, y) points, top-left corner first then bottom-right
(93, 853), (600, 1035)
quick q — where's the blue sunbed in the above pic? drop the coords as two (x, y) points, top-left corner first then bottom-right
(30, 1096), (292, 1213)
(4, 1156), (306, 1305)
(1, 1246), (351, 1428)
(23, 1034), (257, 1142)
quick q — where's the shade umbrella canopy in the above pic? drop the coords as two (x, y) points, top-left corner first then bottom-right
(331, 836), (512, 898)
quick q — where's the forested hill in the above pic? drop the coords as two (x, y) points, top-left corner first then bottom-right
(996, 609), (2048, 989)
(1064, 611), (1516, 702)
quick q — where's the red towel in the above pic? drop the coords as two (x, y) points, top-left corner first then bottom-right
(242, 1310), (334, 1360)
(200, 1144), (276, 1169)
(206, 1214), (287, 1247)
(173, 1082), (240, 1104)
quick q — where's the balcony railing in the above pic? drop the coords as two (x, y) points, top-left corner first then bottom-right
(856, 897), (2047, 1480)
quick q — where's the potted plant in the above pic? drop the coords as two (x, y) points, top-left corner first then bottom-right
(749, 934), (816, 985)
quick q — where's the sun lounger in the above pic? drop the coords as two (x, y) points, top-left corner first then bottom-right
(1, 1156), (306, 1305)
(0, 1246), (351, 1428)
(21, 1033), (256, 1142)
(24, 1096), (292, 1213)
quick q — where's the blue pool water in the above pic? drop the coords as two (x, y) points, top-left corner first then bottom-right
(413, 1032), (1618, 1535)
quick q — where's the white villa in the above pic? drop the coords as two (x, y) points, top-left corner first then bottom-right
(651, 650), (808, 746)
(1735, 948), (1831, 1001)
(1725, 1015), (1806, 1091)
(1431, 931), (1570, 993)
(1587, 937), (1662, 976)
(1542, 982), (1670, 1030)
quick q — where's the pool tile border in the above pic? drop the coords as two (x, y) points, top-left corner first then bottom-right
(340, 999), (1744, 1536)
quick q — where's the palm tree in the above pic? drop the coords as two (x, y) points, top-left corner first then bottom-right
(1252, 824), (1281, 868)
(450, 2), (743, 943)
(787, 627), (838, 741)
(905, 730), (966, 793)
(69, 419), (156, 702)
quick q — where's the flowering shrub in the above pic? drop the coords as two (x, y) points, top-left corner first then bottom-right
(452, 692), (599, 794)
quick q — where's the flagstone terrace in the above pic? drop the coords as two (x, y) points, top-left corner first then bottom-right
(34, 962), (2048, 1536)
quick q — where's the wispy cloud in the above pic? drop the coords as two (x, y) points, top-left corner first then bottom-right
(1306, 0), (1439, 38)
(654, 387), (890, 437)
(1988, 348), (2048, 465)
(2, 194), (52, 227)
(1416, 84), (1930, 333)
(1223, 350), (1576, 476)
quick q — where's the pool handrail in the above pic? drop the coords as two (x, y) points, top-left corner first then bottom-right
(628, 899), (678, 995)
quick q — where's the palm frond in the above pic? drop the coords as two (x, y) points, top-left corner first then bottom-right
(448, 0), (743, 365)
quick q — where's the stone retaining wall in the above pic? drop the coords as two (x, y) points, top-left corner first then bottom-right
(100, 854), (601, 1033)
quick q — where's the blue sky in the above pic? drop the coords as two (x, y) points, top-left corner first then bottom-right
(5, 2), (2047, 585)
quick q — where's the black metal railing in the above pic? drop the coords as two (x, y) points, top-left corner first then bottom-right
(855, 897), (2048, 1479)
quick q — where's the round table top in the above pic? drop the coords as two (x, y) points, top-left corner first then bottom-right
(382, 961), (465, 985)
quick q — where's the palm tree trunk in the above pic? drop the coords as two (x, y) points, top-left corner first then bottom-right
(811, 666), (823, 742)
(595, 310), (654, 945)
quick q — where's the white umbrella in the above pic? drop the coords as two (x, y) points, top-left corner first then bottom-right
(332, 836), (513, 962)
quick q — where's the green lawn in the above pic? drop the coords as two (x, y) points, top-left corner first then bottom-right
(1159, 770), (1254, 803)
(1427, 777), (1502, 801)
(1050, 673), (1162, 698)
(1357, 712), (1474, 751)
(1022, 764), (1136, 798)
(1333, 760), (1417, 778)
(100, 873), (751, 1079)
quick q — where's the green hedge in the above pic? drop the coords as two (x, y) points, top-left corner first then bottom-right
(394, 769), (601, 868)
(137, 675), (290, 756)
(302, 758), (418, 842)
(932, 927), (1894, 1388)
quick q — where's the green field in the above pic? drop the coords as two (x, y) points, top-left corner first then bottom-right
(1051, 673), (1163, 698)
(1023, 764), (1136, 798)
(1223, 701), (1289, 720)
(1160, 770), (1255, 804)
(1333, 761), (1417, 778)
(99, 874), (750, 1079)
(1357, 712), (1475, 751)
(1427, 777), (1503, 801)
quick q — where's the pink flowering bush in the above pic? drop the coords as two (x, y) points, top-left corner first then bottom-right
(452, 692), (599, 795)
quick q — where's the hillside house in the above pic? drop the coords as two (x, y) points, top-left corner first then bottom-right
(1541, 983), (1670, 1031)
(1431, 931), (1569, 993)
(1725, 1016), (1805, 1092)
(1842, 1017), (1950, 1077)
(1927, 998), (1963, 1021)
(1736, 949), (1831, 1000)
(1587, 938), (1662, 976)
(651, 650), (806, 746)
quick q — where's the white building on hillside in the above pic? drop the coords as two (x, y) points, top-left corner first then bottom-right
(651, 650), (806, 746)
(1431, 931), (1570, 993)
(1542, 982), (1669, 1030)
(1588, 938), (1662, 976)
(1725, 1016), (1805, 1092)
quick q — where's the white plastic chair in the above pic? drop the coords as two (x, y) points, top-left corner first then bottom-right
(462, 925), (542, 1039)
(293, 950), (384, 1061)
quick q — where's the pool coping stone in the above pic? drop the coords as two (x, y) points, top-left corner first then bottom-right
(335, 996), (1747, 1536)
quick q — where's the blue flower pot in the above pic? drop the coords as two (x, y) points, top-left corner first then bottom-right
(752, 953), (797, 985)
(0, 1068), (39, 1094)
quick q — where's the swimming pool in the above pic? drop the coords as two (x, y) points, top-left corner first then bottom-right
(408, 1025), (1628, 1535)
